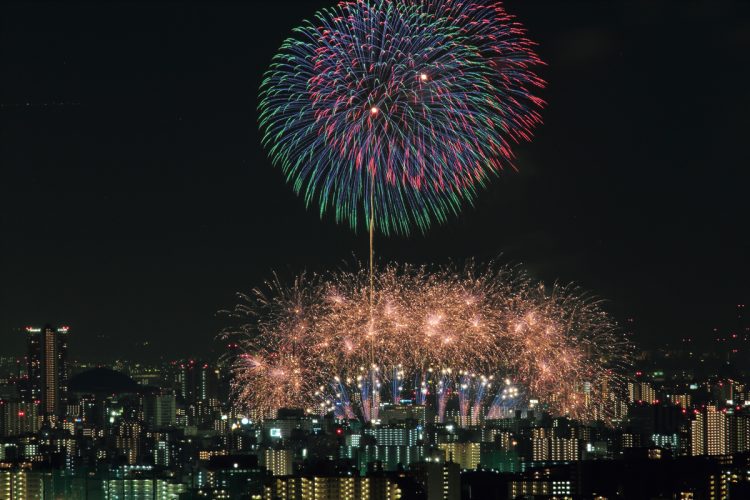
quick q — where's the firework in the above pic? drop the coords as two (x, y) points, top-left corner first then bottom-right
(259, 0), (545, 235)
(224, 262), (630, 422)
(486, 379), (522, 420)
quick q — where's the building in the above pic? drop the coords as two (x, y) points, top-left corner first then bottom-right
(706, 406), (727, 456)
(1, 401), (41, 437)
(174, 360), (222, 426)
(101, 477), (187, 498)
(262, 410), (313, 442)
(0, 471), (44, 499)
(154, 440), (172, 468)
(380, 404), (433, 426)
(628, 381), (657, 404)
(176, 360), (219, 404)
(23, 326), (69, 418)
(265, 448), (294, 476)
(22, 328), (42, 403)
(203, 455), (266, 498)
(691, 412), (705, 456)
(437, 442), (481, 470)
(351, 444), (429, 473)
(144, 391), (177, 429)
(669, 393), (692, 410)
(411, 461), (460, 500)
(365, 426), (422, 447)
(508, 467), (575, 498)
(509, 479), (551, 498)
(268, 475), (402, 500)
(115, 421), (143, 465)
(531, 434), (580, 462)
(653, 433), (681, 450)
(728, 415), (750, 454)
(691, 406), (729, 456)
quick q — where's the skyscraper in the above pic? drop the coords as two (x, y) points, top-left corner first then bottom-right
(175, 360), (219, 404)
(691, 412), (705, 456)
(22, 327), (42, 403)
(706, 406), (728, 456)
(739, 303), (748, 342)
(24, 326), (69, 418)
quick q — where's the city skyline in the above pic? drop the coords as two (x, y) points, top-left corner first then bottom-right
(3, 322), (750, 498)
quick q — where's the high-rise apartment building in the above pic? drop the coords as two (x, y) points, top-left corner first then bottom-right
(691, 412), (705, 456)
(628, 381), (657, 404)
(264, 448), (294, 476)
(737, 303), (747, 341)
(437, 442), (481, 470)
(690, 405), (750, 456)
(144, 392), (177, 429)
(23, 327), (42, 403)
(175, 360), (219, 404)
(706, 406), (728, 456)
(1, 401), (41, 437)
(729, 414), (750, 454)
(0, 471), (44, 499)
(115, 421), (143, 465)
(269, 476), (403, 500)
(24, 326), (69, 418)
(365, 426), (422, 446)
(531, 427), (580, 462)
(411, 461), (461, 500)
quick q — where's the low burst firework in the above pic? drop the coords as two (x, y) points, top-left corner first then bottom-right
(259, 0), (545, 235)
(223, 262), (631, 423)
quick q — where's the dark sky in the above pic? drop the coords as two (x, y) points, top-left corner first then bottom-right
(1, 0), (748, 361)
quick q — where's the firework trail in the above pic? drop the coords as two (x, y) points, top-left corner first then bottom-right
(415, 370), (430, 406)
(259, 0), (545, 235)
(458, 372), (472, 420)
(472, 376), (491, 423)
(392, 366), (404, 404)
(316, 377), (357, 420)
(224, 262), (631, 423)
(486, 380), (521, 419)
(357, 367), (382, 422)
(437, 371), (451, 423)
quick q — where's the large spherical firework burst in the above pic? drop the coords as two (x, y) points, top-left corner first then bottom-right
(259, 0), (546, 235)
(223, 262), (631, 422)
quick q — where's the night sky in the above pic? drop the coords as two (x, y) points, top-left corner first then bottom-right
(1, 1), (748, 361)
